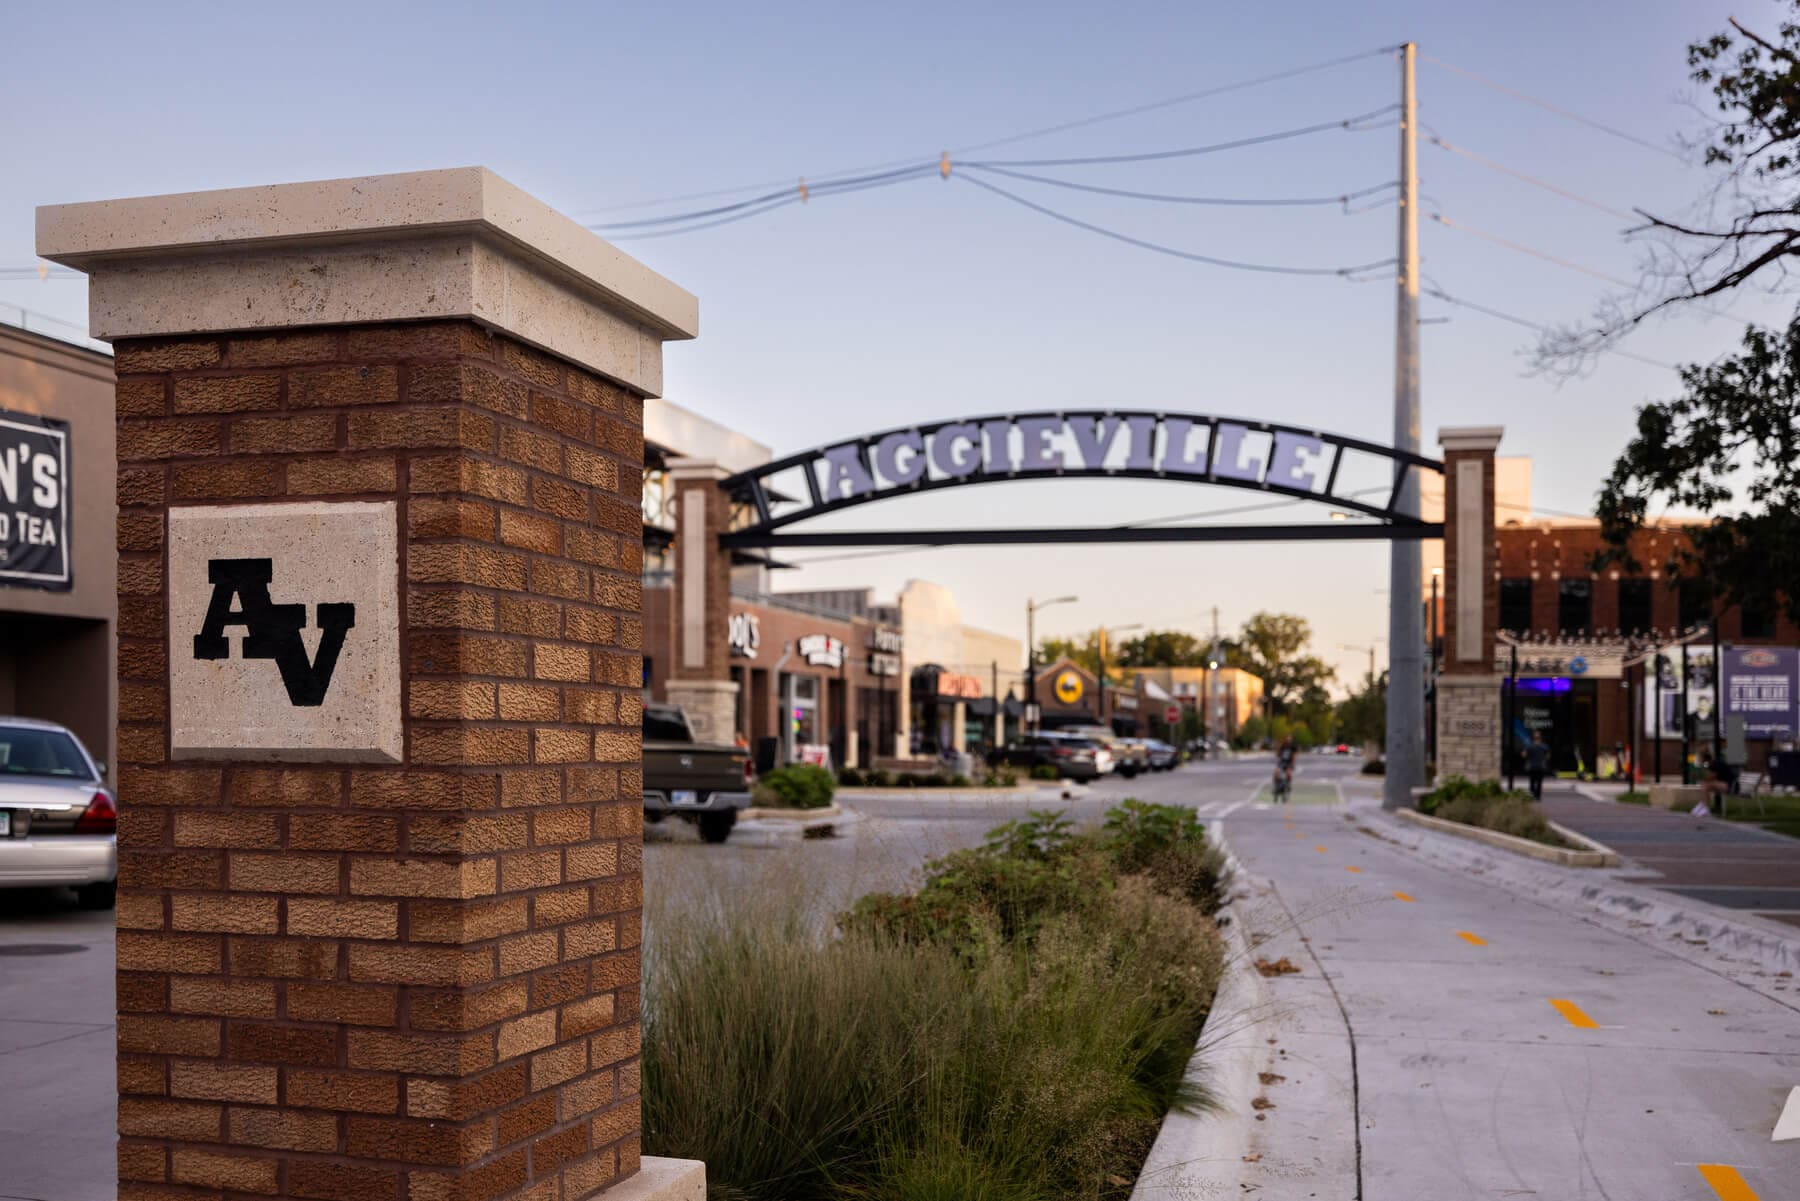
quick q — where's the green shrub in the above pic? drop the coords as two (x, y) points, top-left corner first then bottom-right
(1432, 794), (1563, 845)
(983, 765), (1022, 787)
(1030, 764), (1061, 781)
(868, 768), (894, 787)
(644, 802), (1228, 1201)
(755, 764), (836, 809)
(837, 767), (865, 787)
(1360, 758), (1386, 775)
(1417, 775), (1518, 816)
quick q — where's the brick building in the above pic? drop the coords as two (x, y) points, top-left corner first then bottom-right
(1490, 517), (1798, 778)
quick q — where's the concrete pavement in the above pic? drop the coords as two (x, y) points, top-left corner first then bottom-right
(1205, 764), (1800, 1201)
(1543, 792), (1800, 930)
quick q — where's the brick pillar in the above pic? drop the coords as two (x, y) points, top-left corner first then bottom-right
(1435, 426), (1504, 785)
(664, 460), (737, 743)
(39, 169), (705, 1201)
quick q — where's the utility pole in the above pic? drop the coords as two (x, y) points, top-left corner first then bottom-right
(1025, 595), (1078, 732)
(1384, 40), (1425, 810)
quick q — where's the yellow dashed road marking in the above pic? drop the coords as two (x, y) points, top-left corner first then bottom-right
(1393, 891), (1414, 902)
(1698, 1164), (1762, 1201)
(1345, 865), (1362, 873)
(1457, 931), (1487, 946)
(1314, 845), (1327, 853)
(1549, 998), (1599, 1029)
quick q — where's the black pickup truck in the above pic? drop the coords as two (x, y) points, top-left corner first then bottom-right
(642, 703), (752, 843)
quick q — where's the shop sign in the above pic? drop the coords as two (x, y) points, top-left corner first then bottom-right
(0, 408), (72, 592)
(937, 672), (983, 699)
(799, 634), (845, 669)
(867, 627), (903, 654)
(868, 652), (901, 677)
(1053, 670), (1084, 705)
(1722, 646), (1798, 739)
(728, 612), (760, 659)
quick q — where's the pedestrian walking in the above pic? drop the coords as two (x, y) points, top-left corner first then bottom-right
(1525, 730), (1551, 800)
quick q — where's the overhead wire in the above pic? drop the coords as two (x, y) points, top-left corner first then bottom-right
(959, 173), (1396, 277)
(1428, 212), (1635, 286)
(588, 162), (936, 230)
(963, 164), (1399, 210)
(574, 44), (1400, 216)
(1424, 134), (1635, 221)
(968, 104), (1399, 168)
(1420, 54), (1689, 164)
(1420, 277), (1676, 369)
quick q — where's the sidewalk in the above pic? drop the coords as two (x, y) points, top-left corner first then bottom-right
(1540, 789), (1800, 930)
(1213, 796), (1799, 1200)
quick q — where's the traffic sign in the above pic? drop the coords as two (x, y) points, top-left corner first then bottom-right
(1164, 704), (1182, 725)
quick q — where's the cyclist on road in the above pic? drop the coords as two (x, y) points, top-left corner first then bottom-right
(1273, 735), (1298, 803)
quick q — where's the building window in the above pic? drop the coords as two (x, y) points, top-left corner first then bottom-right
(1618, 578), (1652, 635)
(1742, 598), (1777, 640)
(1500, 578), (1533, 633)
(1557, 579), (1591, 636)
(1679, 580), (1711, 631)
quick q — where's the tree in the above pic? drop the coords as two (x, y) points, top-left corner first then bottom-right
(1227, 613), (1336, 713)
(1114, 630), (1208, 667)
(1542, 9), (1800, 365)
(1558, 9), (1800, 623)
(1334, 670), (1388, 750)
(1036, 633), (1103, 679)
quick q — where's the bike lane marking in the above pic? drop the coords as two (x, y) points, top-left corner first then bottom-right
(1548, 998), (1599, 1029)
(1697, 1163), (1762, 1201)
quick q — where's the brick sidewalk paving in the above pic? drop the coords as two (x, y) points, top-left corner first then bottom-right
(1540, 791), (1800, 929)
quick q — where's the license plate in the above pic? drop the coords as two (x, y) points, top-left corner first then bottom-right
(0, 811), (10, 837)
(670, 790), (700, 807)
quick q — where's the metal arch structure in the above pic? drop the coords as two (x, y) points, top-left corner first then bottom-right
(717, 409), (1444, 549)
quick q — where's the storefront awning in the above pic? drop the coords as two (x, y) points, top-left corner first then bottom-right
(1141, 678), (1173, 702)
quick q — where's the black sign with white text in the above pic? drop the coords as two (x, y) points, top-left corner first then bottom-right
(0, 409), (71, 591)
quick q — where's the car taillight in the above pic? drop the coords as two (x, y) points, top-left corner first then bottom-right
(1051, 746), (1072, 757)
(743, 757), (755, 784)
(75, 792), (116, 835)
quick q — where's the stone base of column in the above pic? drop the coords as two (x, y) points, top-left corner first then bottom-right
(604, 1156), (705, 1201)
(666, 679), (739, 745)
(1435, 675), (1503, 783)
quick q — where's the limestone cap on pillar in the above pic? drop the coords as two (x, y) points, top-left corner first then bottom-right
(1438, 426), (1505, 453)
(35, 166), (695, 396)
(667, 458), (733, 484)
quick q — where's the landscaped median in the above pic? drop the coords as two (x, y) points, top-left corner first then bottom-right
(642, 801), (1231, 1200)
(1403, 776), (1620, 867)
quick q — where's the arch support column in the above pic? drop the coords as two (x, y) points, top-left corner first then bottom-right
(665, 459), (738, 744)
(1434, 426), (1504, 784)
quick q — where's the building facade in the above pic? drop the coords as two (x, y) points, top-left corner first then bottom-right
(0, 317), (116, 773)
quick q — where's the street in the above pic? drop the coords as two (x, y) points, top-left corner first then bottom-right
(4, 755), (1798, 1200)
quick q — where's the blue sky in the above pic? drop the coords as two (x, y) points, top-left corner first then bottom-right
(2, 0), (1786, 688)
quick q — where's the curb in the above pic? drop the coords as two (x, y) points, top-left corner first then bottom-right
(1130, 824), (1269, 1200)
(1366, 808), (1800, 979)
(729, 807), (865, 847)
(832, 786), (1078, 803)
(1392, 807), (1620, 867)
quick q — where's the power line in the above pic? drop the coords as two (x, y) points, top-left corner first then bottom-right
(588, 162), (936, 231)
(964, 164), (1399, 210)
(575, 45), (1400, 216)
(969, 104), (1399, 169)
(1428, 211), (1634, 286)
(1420, 54), (1688, 163)
(1424, 134), (1636, 221)
(1420, 280), (1676, 369)
(959, 173), (1396, 277)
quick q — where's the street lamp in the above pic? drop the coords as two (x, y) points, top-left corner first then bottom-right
(1025, 595), (1079, 731)
(1098, 622), (1145, 729)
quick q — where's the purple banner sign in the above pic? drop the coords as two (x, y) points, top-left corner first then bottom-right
(1723, 646), (1799, 740)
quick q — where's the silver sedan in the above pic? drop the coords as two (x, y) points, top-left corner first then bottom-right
(0, 717), (117, 909)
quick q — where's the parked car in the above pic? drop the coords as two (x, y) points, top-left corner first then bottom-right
(641, 703), (752, 843)
(1063, 725), (1147, 778)
(989, 733), (1109, 781)
(0, 717), (117, 909)
(1142, 739), (1180, 771)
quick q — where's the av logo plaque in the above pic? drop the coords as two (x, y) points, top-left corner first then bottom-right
(168, 501), (401, 762)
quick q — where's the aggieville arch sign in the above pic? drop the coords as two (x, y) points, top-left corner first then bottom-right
(720, 410), (1444, 548)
